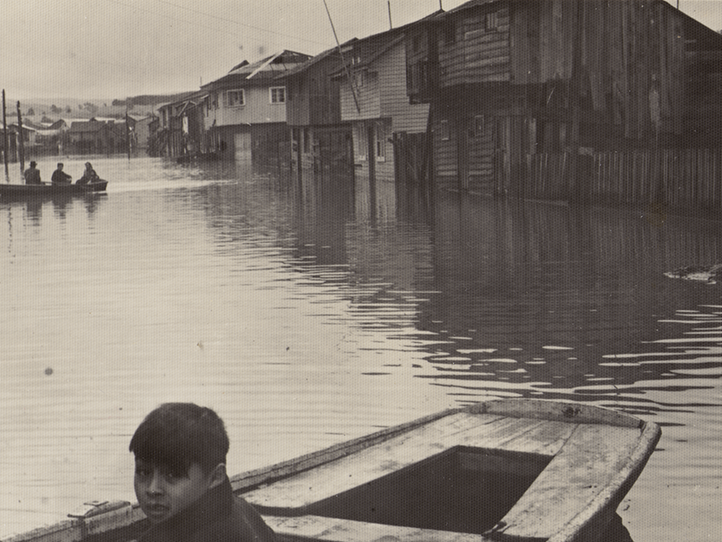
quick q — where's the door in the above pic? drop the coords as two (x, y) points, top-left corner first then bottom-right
(457, 119), (469, 190)
(366, 125), (376, 183)
(234, 132), (252, 161)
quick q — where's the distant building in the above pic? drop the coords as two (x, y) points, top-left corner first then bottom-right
(131, 114), (158, 151)
(152, 92), (205, 157)
(201, 50), (312, 161)
(65, 118), (130, 155)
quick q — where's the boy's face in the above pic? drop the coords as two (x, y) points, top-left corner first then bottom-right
(134, 458), (218, 524)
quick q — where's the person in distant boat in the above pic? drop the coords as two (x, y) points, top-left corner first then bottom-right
(24, 161), (42, 184)
(51, 162), (72, 184)
(76, 162), (99, 185)
(129, 403), (276, 542)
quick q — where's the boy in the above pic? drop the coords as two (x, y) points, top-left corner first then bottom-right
(130, 403), (276, 542)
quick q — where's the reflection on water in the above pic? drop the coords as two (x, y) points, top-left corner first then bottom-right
(1, 156), (720, 542)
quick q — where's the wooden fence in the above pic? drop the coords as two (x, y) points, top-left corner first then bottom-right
(515, 149), (722, 213)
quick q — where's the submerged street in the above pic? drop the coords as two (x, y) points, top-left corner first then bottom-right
(1, 155), (721, 542)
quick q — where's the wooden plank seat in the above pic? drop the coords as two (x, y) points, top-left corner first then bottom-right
(263, 515), (491, 542)
(494, 423), (645, 541)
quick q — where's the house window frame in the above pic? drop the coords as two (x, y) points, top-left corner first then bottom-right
(225, 89), (245, 107)
(473, 115), (485, 137)
(269, 86), (286, 104)
(355, 124), (367, 162)
(439, 119), (450, 141)
(485, 11), (499, 31)
(375, 122), (386, 162)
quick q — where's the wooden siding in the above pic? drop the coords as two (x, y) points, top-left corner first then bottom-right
(340, 70), (381, 121)
(466, 115), (496, 195)
(378, 43), (429, 134)
(286, 78), (310, 126)
(431, 113), (499, 196)
(286, 57), (344, 128)
(433, 118), (459, 191)
(438, 6), (512, 87)
(414, 0), (692, 146)
(510, 0), (685, 140)
(205, 86), (287, 130)
(351, 119), (396, 182)
(341, 39), (429, 131)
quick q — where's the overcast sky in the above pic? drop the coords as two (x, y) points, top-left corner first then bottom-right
(2, 0), (721, 102)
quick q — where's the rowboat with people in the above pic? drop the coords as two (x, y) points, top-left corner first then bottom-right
(0, 180), (108, 199)
(2, 399), (660, 542)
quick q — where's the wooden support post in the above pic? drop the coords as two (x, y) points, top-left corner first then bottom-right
(126, 109), (131, 160)
(2, 90), (8, 181)
(16, 101), (25, 176)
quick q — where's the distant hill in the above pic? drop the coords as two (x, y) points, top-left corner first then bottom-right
(12, 92), (195, 125)
(119, 92), (196, 107)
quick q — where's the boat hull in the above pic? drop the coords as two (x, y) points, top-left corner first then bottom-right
(0, 181), (108, 199)
(1, 399), (661, 542)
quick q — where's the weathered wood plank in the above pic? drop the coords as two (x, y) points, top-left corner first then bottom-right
(468, 398), (642, 428)
(497, 424), (642, 540)
(263, 515), (489, 542)
(230, 408), (458, 491)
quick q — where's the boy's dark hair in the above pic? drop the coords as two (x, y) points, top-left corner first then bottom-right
(129, 403), (229, 475)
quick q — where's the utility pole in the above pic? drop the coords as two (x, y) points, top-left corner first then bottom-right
(16, 101), (25, 176)
(387, 0), (392, 29)
(2, 90), (8, 181)
(322, 0), (360, 114)
(126, 107), (131, 160)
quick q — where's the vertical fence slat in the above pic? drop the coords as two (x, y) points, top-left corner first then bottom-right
(518, 148), (722, 215)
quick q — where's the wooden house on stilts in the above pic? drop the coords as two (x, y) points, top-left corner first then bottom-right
(201, 51), (312, 162)
(334, 22), (432, 184)
(279, 46), (354, 172)
(405, 0), (722, 197)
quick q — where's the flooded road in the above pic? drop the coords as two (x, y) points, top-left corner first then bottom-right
(1, 156), (720, 542)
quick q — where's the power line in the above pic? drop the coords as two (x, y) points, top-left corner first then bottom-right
(102, 0), (332, 49)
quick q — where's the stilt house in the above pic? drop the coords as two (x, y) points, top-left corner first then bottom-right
(335, 23), (432, 183)
(279, 46), (353, 171)
(201, 50), (311, 162)
(153, 91), (208, 158)
(405, 0), (722, 195)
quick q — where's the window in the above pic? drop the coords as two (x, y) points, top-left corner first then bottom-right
(225, 90), (245, 107)
(439, 120), (450, 141)
(413, 34), (422, 52)
(485, 11), (499, 31)
(474, 115), (485, 137)
(353, 71), (365, 89)
(375, 123), (386, 162)
(270, 87), (286, 104)
(303, 127), (311, 154)
(355, 124), (366, 161)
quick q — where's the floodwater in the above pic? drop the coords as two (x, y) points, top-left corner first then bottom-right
(1, 156), (720, 542)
